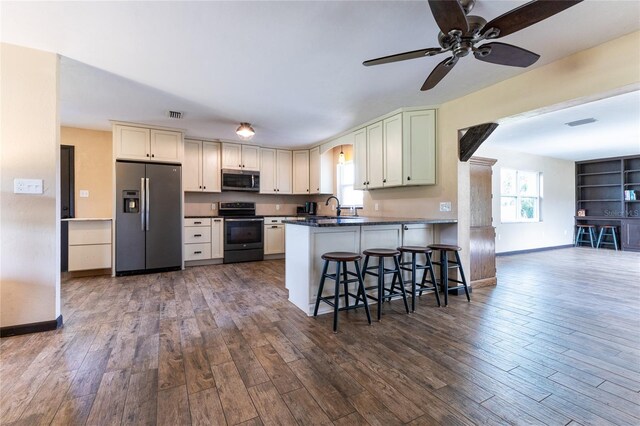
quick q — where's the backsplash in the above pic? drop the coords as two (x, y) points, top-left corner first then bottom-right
(184, 192), (332, 216)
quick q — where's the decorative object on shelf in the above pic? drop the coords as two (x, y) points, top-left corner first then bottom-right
(362, 0), (582, 90)
(236, 122), (255, 140)
(624, 190), (637, 201)
(338, 145), (345, 164)
(577, 209), (586, 217)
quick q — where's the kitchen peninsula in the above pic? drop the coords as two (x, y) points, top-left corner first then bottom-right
(283, 216), (457, 315)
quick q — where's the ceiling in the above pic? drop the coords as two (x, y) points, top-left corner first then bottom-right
(2, 1), (639, 148)
(484, 90), (640, 161)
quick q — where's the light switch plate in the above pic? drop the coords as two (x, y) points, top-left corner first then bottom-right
(14, 178), (43, 194)
(439, 202), (452, 212)
(79, 190), (89, 198)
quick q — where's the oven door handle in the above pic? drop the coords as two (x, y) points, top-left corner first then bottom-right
(224, 218), (264, 222)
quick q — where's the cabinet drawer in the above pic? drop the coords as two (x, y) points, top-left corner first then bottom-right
(184, 243), (212, 261)
(185, 226), (211, 243)
(69, 220), (111, 245)
(68, 244), (111, 271)
(264, 217), (284, 224)
(185, 218), (211, 227)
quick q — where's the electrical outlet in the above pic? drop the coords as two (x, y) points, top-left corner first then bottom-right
(276, 204), (280, 211)
(79, 190), (89, 198)
(374, 203), (379, 211)
(498, 234), (501, 240)
(439, 202), (452, 212)
(211, 203), (216, 210)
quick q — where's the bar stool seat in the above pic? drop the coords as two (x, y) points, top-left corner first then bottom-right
(314, 251), (371, 333)
(596, 225), (619, 251)
(392, 246), (441, 311)
(428, 244), (470, 307)
(362, 248), (409, 320)
(575, 224), (597, 248)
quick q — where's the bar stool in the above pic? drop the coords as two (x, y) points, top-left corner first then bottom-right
(575, 224), (597, 247)
(313, 252), (371, 333)
(427, 244), (470, 307)
(392, 246), (441, 311)
(597, 225), (619, 251)
(361, 248), (410, 321)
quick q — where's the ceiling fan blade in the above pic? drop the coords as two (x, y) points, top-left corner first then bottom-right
(421, 56), (458, 91)
(428, 0), (469, 34)
(481, 0), (583, 39)
(363, 48), (444, 66)
(474, 42), (540, 67)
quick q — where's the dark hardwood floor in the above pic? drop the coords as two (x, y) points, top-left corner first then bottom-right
(1, 247), (639, 425)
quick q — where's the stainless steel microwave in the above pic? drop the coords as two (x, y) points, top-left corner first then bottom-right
(221, 169), (260, 192)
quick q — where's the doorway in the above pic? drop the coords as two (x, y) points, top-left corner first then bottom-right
(60, 145), (74, 271)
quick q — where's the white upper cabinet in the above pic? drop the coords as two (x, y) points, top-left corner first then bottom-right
(184, 139), (221, 192)
(403, 109), (436, 185)
(222, 143), (259, 170)
(309, 146), (334, 194)
(353, 128), (368, 190)
(114, 124), (183, 163)
(241, 145), (260, 171)
(351, 108), (436, 190)
(260, 148), (292, 194)
(292, 150), (310, 194)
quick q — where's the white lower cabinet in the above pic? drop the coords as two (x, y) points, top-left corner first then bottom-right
(68, 220), (112, 271)
(184, 218), (223, 262)
(264, 217), (287, 255)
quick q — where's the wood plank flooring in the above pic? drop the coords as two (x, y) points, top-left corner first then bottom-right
(1, 247), (639, 425)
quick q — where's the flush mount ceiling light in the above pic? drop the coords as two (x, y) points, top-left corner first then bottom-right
(236, 122), (255, 140)
(338, 145), (345, 164)
(565, 118), (597, 127)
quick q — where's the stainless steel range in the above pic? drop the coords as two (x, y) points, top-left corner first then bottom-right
(219, 202), (264, 263)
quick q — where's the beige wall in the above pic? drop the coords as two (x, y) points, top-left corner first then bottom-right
(1, 43), (61, 327)
(60, 127), (113, 218)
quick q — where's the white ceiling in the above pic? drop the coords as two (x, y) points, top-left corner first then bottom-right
(484, 90), (640, 161)
(1, 1), (639, 148)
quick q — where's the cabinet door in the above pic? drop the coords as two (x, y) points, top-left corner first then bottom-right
(183, 139), (202, 191)
(260, 148), (277, 194)
(222, 143), (242, 169)
(353, 128), (368, 190)
(383, 113), (403, 187)
(292, 150), (310, 194)
(211, 218), (224, 259)
(366, 122), (384, 189)
(202, 141), (221, 192)
(277, 150), (293, 194)
(242, 145), (260, 170)
(622, 220), (640, 250)
(150, 129), (182, 162)
(403, 109), (436, 185)
(309, 146), (320, 194)
(115, 125), (150, 160)
(264, 224), (285, 255)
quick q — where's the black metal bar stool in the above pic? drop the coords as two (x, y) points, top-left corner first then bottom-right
(427, 244), (470, 307)
(596, 225), (619, 250)
(575, 224), (597, 247)
(313, 252), (371, 333)
(361, 248), (409, 321)
(391, 246), (441, 311)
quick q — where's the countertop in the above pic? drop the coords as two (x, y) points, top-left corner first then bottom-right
(282, 216), (457, 227)
(62, 217), (112, 221)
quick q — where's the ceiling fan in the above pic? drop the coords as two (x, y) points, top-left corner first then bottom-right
(363, 0), (583, 91)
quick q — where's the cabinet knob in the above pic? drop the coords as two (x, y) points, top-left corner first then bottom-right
(199, 186), (202, 189)
(146, 153), (150, 157)
(317, 188), (319, 191)
(363, 181), (366, 185)
(407, 176), (411, 181)
(404, 226), (409, 230)
(239, 164), (242, 167)
(306, 189), (309, 192)
(274, 188), (277, 192)
(271, 225), (278, 229)
(383, 179), (387, 183)
(151, 154), (155, 157)
(203, 186), (206, 189)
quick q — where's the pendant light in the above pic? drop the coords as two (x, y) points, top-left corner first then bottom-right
(338, 145), (345, 164)
(236, 122), (255, 140)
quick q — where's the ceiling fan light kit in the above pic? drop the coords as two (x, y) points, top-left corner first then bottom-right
(236, 122), (255, 140)
(364, 0), (583, 91)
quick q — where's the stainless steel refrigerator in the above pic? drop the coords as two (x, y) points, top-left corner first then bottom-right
(116, 161), (182, 275)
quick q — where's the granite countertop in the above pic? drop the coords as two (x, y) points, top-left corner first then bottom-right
(282, 216), (458, 227)
(62, 217), (112, 221)
(185, 215), (223, 218)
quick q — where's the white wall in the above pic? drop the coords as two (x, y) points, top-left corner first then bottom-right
(475, 145), (575, 253)
(1, 43), (61, 328)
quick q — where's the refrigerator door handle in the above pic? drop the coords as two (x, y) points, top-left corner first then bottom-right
(140, 177), (146, 231)
(145, 178), (150, 231)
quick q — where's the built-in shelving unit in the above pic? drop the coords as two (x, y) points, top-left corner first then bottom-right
(575, 155), (640, 251)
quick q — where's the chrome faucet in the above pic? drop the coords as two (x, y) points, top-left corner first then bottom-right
(325, 196), (342, 217)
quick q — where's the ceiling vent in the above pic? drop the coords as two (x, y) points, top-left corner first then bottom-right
(565, 118), (597, 127)
(167, 110), (184, 119)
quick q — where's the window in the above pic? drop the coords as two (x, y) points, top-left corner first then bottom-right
(337, 161), (363, 207)
(500, 169), (542, 223)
